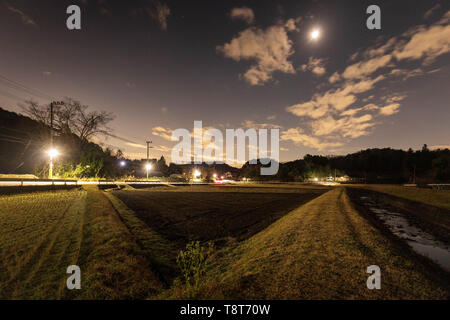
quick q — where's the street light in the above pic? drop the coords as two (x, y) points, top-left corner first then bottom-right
(47, 148), (59, 179)
(120, 160), (126, 167)
(193, 170), (201, 178)
(145, 163), (152, 179)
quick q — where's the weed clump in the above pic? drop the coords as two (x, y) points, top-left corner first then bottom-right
(176, 241), (214, 298)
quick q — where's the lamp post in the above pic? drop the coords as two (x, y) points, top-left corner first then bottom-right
(47, 148), (59, 179)
(145, 163), (152, 179)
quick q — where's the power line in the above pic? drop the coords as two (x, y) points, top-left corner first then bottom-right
(0, 74), (55, 101)
(0, 88), (28, 103)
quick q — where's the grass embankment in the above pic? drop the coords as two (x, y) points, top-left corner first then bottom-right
(353, 184), (450, 210)
(197, 188), (449, 299)
(0, 186), (163, 299)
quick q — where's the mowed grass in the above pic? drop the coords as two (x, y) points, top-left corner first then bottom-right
(0, 190), (85, 299)
(351, 184), (450, 210)
(0, 186), (163, 299)
(195, 188), (449, 299)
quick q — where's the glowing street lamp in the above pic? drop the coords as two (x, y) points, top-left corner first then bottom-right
(145, 163), (152, 179)
(193, 170), (201, 178)
(120, 160), (126, 167)
(47, 148), (59, 179)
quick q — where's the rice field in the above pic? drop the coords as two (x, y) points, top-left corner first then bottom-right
(0, 184), (448, 299)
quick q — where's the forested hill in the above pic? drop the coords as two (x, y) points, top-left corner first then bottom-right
(0, 107), (46, 174)
(0, 107), (120, 177)
(241, 147), (450, 184)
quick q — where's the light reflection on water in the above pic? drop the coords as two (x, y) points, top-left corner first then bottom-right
(360, 196), (450, 272)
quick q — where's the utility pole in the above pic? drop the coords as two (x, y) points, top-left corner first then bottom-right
(48, 101), (63, 179)
(50, 102), (54, 147)
(146, 141), (152, 162)
(413, 164), (416, 184)
(146, 141), (152, 179)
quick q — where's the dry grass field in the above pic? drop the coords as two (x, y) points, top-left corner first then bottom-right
(0, 184), (448, 300)
(351, 184), (450, 210)
(0, 186), (162, 299)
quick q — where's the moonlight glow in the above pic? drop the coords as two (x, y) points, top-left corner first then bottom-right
(311, 29), (321, 40)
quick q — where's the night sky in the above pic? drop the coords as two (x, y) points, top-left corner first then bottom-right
(1, 0), (449, 163)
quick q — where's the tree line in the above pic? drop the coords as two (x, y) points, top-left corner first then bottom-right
(0, 100), (448, 183)
(240, 146), (450, 184)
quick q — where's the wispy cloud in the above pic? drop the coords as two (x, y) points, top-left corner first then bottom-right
(152, 126), (173, 141)
(230, 7), (255, 24)
(280, 128), (343, 151)
(241, 120), (282, 129)
(5, 3), (37, 27)
(134, 0), (171, 31)
(424, 3), (441, 20)
(300, 57), (326, 76)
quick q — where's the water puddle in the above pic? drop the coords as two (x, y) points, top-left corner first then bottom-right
(360, 196), (450, 272)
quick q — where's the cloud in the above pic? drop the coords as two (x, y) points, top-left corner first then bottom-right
(393, 12), (450, 64)
(329, 72), (340, 83)
(161, 107), (168, 113)
(301, 57), (326, 76)
(42, 71), (52, 76)
(340, 103), (379, 116)
(389, 68), (425, 80)
(379, 103), (400, 116)
(5, 3), (37, 27)
(130, 0), (170, 31)
(341, 54), (392, 80)
(424, 4), (441, 19)
(230, 7), (255, 24)
(152, 126), (173, 141)
(241, 120), (282, 129)
(286, 75), (385, 119)
(310, 114), (374, 138)
(284, 18), (300, 31)
(429, 145), (450, 150)
(285, 73), (388, 151)
(330, 11), (450, 83)
(217, 20), (297, 85)
(125, 142), (147, 149)
(280, 128), (343, 151)
(266, 115), (276, 121)
(383, 94), (406, 104)
(144, 0), (170, 31)
(281, 11), (450, 152)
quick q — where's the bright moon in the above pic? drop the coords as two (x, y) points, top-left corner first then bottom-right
(311, 29), (320, 40)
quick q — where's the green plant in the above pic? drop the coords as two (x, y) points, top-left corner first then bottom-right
(176, 241), (214, 299)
